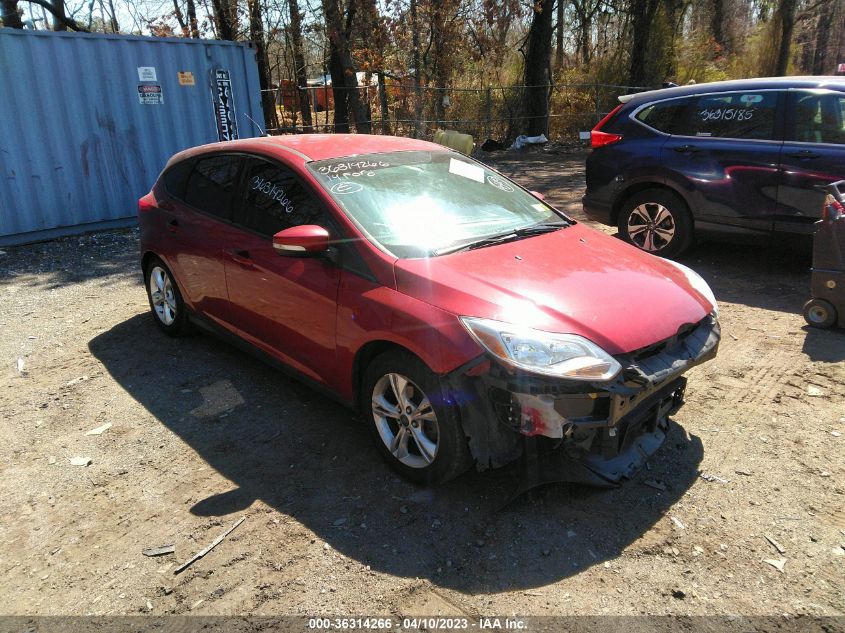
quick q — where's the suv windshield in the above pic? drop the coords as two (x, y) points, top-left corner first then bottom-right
(309, 151), (568, 258)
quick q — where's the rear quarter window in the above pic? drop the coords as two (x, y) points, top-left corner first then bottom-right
(635, 97), (690, 134)
(684, 91), (779, 140)
(162, 159), (194, 200)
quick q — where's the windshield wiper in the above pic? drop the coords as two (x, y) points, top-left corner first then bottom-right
(431, 221), (569, 257)
(512, 221), (570, 236)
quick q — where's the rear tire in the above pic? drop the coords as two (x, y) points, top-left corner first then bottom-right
(144, 256), (191, 336)
(803, 298), (837, 329)
(360, 350), (472, 485)
(617, 189), (693, 258)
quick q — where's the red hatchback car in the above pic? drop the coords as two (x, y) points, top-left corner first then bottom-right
(139, 134), (720, 485)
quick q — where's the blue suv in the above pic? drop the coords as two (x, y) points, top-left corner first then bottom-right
(582, 77), (845, 257)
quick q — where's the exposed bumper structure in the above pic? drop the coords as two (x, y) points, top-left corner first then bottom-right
(443, 314), (720, 487)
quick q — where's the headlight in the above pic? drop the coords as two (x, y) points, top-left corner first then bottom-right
(460, 317), (622, 381)
(666, 260), (718, 316)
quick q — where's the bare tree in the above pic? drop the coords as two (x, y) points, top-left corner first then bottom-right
(288, 0), (314, 130)
(322, 0), (371, 133)
(248, 0), (278, 129)
(522, 0), (555, 136)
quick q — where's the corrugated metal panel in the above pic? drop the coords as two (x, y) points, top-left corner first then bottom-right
(0, 28), (263, 244)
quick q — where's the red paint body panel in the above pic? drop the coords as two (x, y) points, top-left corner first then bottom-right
(395, 224), (711, 355)
(224, 231), (341, 386)
(140, 135), (716, 409)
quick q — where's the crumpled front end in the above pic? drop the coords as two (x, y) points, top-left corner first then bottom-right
(442, 314), (720, 487)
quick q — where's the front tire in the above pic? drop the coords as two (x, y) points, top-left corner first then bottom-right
(361, 350), (471, 485)
(617, 189), (693, 258)
(144, 256), (191, 336)
(803, 298), (837, 329)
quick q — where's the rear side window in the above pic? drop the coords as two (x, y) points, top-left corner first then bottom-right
(684, 91), (779, 140)
(235, 157), (324, 237)
(162, 159), (193, 199)
(792, 92), (845, 145)
(184, 155), (241, 218)
(635, 98), (690, 134)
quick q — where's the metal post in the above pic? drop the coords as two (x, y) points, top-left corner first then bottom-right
(594, 83), (600, 126)
(377, 72), (390, 136)
(324, 83), (329, 131)
(485, 87), (492, 140)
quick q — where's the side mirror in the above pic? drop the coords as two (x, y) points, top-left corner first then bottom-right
(530, 190), (545, 201)
(272, 225), (330, 257)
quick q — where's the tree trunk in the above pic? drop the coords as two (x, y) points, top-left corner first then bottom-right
(410, 0), (423, 138)
(555, 0), (564, 69)
(774, 0), (798, 76)
(811, 0), (835, 74)
(173, 0), (189, 37)
(431, 1), (448, 124)
(210, 0), (234, 40)
(186, 0), (199, 38)
(628, 0), (660, 86)
(248, 0), (277, 131)
(288, 0), (313, 131)
(328, 44), (350, 132)
(711, 0), (725, 56)
(1, 0), (23, 27)
(322, 0), (371, 134)
(522, 0), (555, 137)
(51, 0), (67, 30)
(106, 0), (118, 31)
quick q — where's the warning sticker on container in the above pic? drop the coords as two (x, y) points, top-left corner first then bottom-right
(137, 66), (157, 82)
(138, 84), (163, 105)
(178, 71), (195, 86)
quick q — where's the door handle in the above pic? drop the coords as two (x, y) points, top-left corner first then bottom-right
(167, 218), (179, 233)
(229, 249), (255, 267)
(673, 144), (700, 153)
(788, 150), (820, 159)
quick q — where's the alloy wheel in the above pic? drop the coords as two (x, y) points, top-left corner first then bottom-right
(371, 373), (440, 469)
(627, 202), (676, 252)
(149, 266), (177, 326)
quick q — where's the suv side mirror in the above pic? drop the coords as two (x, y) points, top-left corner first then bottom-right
(272, 225), (330, 257)
(530, 190), (545, 201)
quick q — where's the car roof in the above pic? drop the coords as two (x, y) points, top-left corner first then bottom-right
(167, 134), (446, 166)
(618, 76), (845, 105)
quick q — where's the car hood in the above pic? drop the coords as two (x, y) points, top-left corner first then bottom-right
(394, 224), (714, 355)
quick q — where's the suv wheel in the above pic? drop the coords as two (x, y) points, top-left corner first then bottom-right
(618, 189), (693, 258)
(361, 350), (472, 485)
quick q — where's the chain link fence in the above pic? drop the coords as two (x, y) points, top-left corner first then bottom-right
(262, 80), (651, 143)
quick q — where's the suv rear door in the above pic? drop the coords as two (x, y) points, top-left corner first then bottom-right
(777, 89), (845, 234)
(661, 89), (784, 235)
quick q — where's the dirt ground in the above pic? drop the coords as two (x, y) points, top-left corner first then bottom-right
(1, 150), (844, 623)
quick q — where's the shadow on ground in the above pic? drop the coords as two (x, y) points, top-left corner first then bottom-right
(90, 313), (702, 593)
(0, 228), (138, 289)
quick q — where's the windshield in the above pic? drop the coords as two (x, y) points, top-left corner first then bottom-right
(309, 151), (569, 258)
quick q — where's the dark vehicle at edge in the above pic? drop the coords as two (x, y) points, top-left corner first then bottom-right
(582, 76), (845, 257)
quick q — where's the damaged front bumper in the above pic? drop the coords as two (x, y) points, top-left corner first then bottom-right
(442, 314), (720, 486)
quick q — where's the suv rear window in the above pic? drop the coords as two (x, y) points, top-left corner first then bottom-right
(684, 91), (778, 140)
(635, 97), (690, 134)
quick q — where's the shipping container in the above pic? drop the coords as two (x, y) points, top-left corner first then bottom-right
(0, 28), (263, 245)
